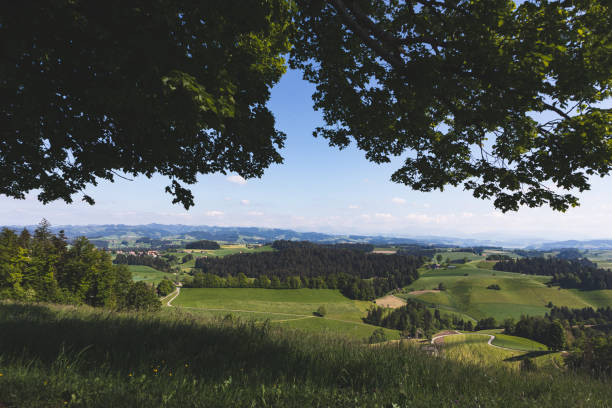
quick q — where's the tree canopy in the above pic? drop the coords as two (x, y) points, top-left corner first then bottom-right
(1, 1), (610, 211)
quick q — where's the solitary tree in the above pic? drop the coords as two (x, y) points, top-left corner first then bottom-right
(2, 1), (610, 211)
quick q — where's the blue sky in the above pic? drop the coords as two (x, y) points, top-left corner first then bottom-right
(2, 69), (612, 240)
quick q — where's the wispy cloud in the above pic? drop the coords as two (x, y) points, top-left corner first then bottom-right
(240, 199), (250, 206)
(348, 204), (359, 209)
(375, 213), (393, 219)
(248, 211), (264, 216)
(391, 197), (407, 205)
(205, 210), (224, 217)
(227, 175), (247, 185)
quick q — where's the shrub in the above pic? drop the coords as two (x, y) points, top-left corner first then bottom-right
(486, 284), (501, 290)
(124, 282), (161, 312)
(157, 279), (175, 296)
(316, 305), (327, 317)
(368, 328), (388, 344)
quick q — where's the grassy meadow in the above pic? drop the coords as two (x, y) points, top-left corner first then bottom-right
(441, 334), (561, 370)
(1, 301), (611, 407)
(398, 261), (612, 321)
(129, 265), (177, 285)
(171, 288), (399, 340)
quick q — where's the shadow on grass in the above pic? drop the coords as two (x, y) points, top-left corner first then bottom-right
(503, 351), (555, 362)
(0, 302), (398, 390)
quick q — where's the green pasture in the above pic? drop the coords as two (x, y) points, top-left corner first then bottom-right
(128, 265), (176, 285)
(182, 244), (274, 258)
(434, 251), (484, 262)
(491, 334), (548, 351)
(170, 288), (397, 341)
(399, 263), (612, 321)
(173, 288), (372, 322)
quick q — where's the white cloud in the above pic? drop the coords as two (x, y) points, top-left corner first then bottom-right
(348, 204), (359, 209)
(227, 175), (247, 185)
(205, 210), (224, 217)
(391, 197), (407, 205)
(240, 199), (250, 206)
(375, 213), (393, 219)
(248, 211), (264, 216)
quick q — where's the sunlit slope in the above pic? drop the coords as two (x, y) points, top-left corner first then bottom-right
(399, 262), (612, 321)
(171, 288), (399, 340)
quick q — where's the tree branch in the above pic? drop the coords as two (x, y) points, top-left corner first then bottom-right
(542, 102), (571, 121)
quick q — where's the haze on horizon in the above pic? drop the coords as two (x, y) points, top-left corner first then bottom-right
(2, 70), (612, 242)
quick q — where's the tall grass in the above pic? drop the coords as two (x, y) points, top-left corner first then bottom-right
(0, 301), (610, 407)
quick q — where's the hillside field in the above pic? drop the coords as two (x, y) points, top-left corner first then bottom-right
(398, 261), (612, 321)
(171, 288), (399, 340)
(128, 265), (176, 285)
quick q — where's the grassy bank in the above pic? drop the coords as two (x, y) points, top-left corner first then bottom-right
(0, 302), (610, 407)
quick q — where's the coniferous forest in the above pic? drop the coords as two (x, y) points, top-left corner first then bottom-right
(493, 257), (612, 290)
(188, 240), (423, 300)
(0, 221), (160, 310)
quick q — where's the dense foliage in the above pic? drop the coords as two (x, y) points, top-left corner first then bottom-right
(1, 0), (292, 208)
(185, 240), (221, 250)
(292, 0), (611, 212)
(0, 221), (160, 311)
(504, 316), (566, 351)
(364, 300), (473, 337)
(189, 240), (423, 300)
(493, 257), (612, 290)
(504, 306), (612, 364)
(2, 2), (610, 213)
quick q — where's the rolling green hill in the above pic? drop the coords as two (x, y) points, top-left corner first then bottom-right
(171, 288), (399, 340)
(398, 261), (612, 321)
(128, 265), (176, 285)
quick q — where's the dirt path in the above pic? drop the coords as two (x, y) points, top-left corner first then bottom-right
(165, 287), (181, 307)
(374, 295), (406, 308)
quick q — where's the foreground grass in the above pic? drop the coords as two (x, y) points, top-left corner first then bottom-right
(0, 302), (610, 407)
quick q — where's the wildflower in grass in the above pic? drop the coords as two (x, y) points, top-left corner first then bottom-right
(153, 368), (158, 373)
(185, 363), (189, 368)
(0, 373), (3, 376)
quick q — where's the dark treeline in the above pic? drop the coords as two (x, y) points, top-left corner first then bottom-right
(493, 257), (612, 290)
(486, 254), (512, 261)
(189, 240), (423, 300)
(395, 245), (438, 259)
(512, 249), (544, 258)
(113, 253), (173, 273)
(503, 305), (612, 361)
(504, 316), (566, 351)
(185, 240), (221, 250)
(363, 300), (473, 338)
(555, 248), (583, 260)
(0, 220), (160, 311)
(547, 305), (612, 325)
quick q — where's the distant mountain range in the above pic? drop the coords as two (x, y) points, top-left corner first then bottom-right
(527, 240), (612, 250)
(3, 223), (612, 249)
